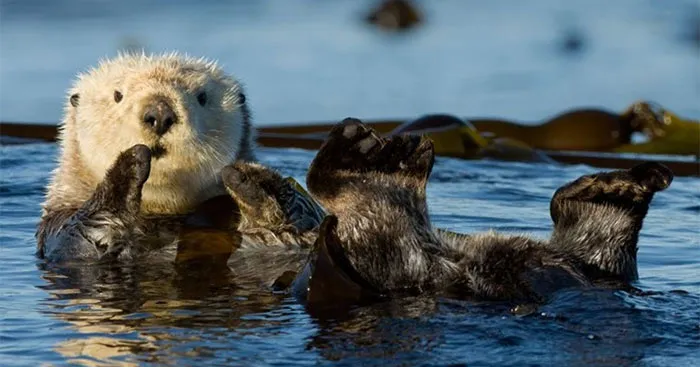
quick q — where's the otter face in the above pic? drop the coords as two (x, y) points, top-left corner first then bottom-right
(65, 53), (251, 213)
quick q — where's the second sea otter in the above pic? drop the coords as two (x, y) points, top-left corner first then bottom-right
(289, 119), (673, 302)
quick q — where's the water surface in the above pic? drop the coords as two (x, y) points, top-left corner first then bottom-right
(1, 1), (699, 366)
(1, 144), (699, 366)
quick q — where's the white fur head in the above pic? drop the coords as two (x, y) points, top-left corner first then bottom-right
(53, 52), (254, 214)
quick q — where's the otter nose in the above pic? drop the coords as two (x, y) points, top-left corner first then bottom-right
(142, 99), (177, 136)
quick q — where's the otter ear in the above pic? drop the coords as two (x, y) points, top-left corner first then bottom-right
(69, 93), (80, 107)
(629, 162), (674, 192)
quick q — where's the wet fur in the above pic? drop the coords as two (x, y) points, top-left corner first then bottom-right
(38, 53), (258, 262)
(37, 62), (672, 303)
(38, 144), (323, 265)
(303, 119), (672, 302)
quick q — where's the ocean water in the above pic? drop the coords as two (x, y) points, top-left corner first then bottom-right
(1, 144), (700, 366)
(1, 1), (699, 366)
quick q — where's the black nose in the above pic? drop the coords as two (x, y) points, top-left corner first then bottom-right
(142, 98), (177, 136)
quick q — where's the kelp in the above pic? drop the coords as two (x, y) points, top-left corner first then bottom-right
(1, 101), (698, 175)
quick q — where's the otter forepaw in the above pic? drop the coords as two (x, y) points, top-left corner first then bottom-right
(222, 161), (324, 233)
(222, 161), (284, 210)
(99, 144), (152, 215)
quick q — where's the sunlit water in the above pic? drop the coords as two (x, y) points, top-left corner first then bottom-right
(1, 0), (699, 366)
(1, 144), (699, 366)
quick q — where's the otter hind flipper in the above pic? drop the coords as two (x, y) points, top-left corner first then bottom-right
(551, 162), (674, 226)
(628, 161), (673, 193)
(308, 117), (435, 199)
(381, 133), (435, 185)
(38, 145), (152, 263)
(294, 215), (381, 304)
(307, 118), (384, 196)
(305, 119), (457, 296)
(548, 162), (674, 282)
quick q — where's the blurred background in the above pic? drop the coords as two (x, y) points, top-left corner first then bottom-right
(0, 0), (698, 125)
(1, 3), (699, 366)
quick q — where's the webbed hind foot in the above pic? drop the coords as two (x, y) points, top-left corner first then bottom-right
(307, 118), (435, 199)
(550, 162), (673, 226)
(548, 162), (673, 282)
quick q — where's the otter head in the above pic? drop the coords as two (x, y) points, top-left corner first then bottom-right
(61, 53), (254, 214)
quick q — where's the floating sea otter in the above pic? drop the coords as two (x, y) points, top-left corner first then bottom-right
(286, 119), (673, 303)
(36, 53), (322, 267)
(35, 53), (672, 304)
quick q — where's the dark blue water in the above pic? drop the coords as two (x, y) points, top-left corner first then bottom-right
(1, 1), (699, 366)
(1, 144), (699, 366)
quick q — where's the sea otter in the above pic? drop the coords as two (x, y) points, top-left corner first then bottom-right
(36, 53), (323, 264)
(293, 119), (673, 303)
(36, 53), (673, 304)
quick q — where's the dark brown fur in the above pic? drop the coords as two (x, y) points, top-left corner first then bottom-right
(548, 162), (672, 282)
(298, 118), (672, 303)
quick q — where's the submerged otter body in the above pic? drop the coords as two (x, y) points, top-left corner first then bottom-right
(36, 53), (324, 265)
(293, 119), (673, 303)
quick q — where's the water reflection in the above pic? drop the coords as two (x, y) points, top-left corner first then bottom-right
(37, 253), (456, 365)
(37, 259), (290, 365)
(34, 240), (700, 365)
(306, 297), (444, 363)
(20, 146), (700, 365)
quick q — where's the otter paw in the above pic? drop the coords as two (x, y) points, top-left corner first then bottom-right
(223, 161), (300, 230)
(627, 162), (673, 193)
(311, 118), (435, 180)
(550, 162), (673, 224)
(222, 161), (285, 209)
(116, 144), (152, 186)
(312, 118), (386, 174)
(223, 162), (324, 232)
(100, 144), (152, 214)
(380, 134), (435, 182)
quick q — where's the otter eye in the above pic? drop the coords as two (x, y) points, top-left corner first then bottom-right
(197, 91), (207, 106)
(114, 90), (123, 103)
(238, 92), (246, 104)
(69, 93), (80, 107)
